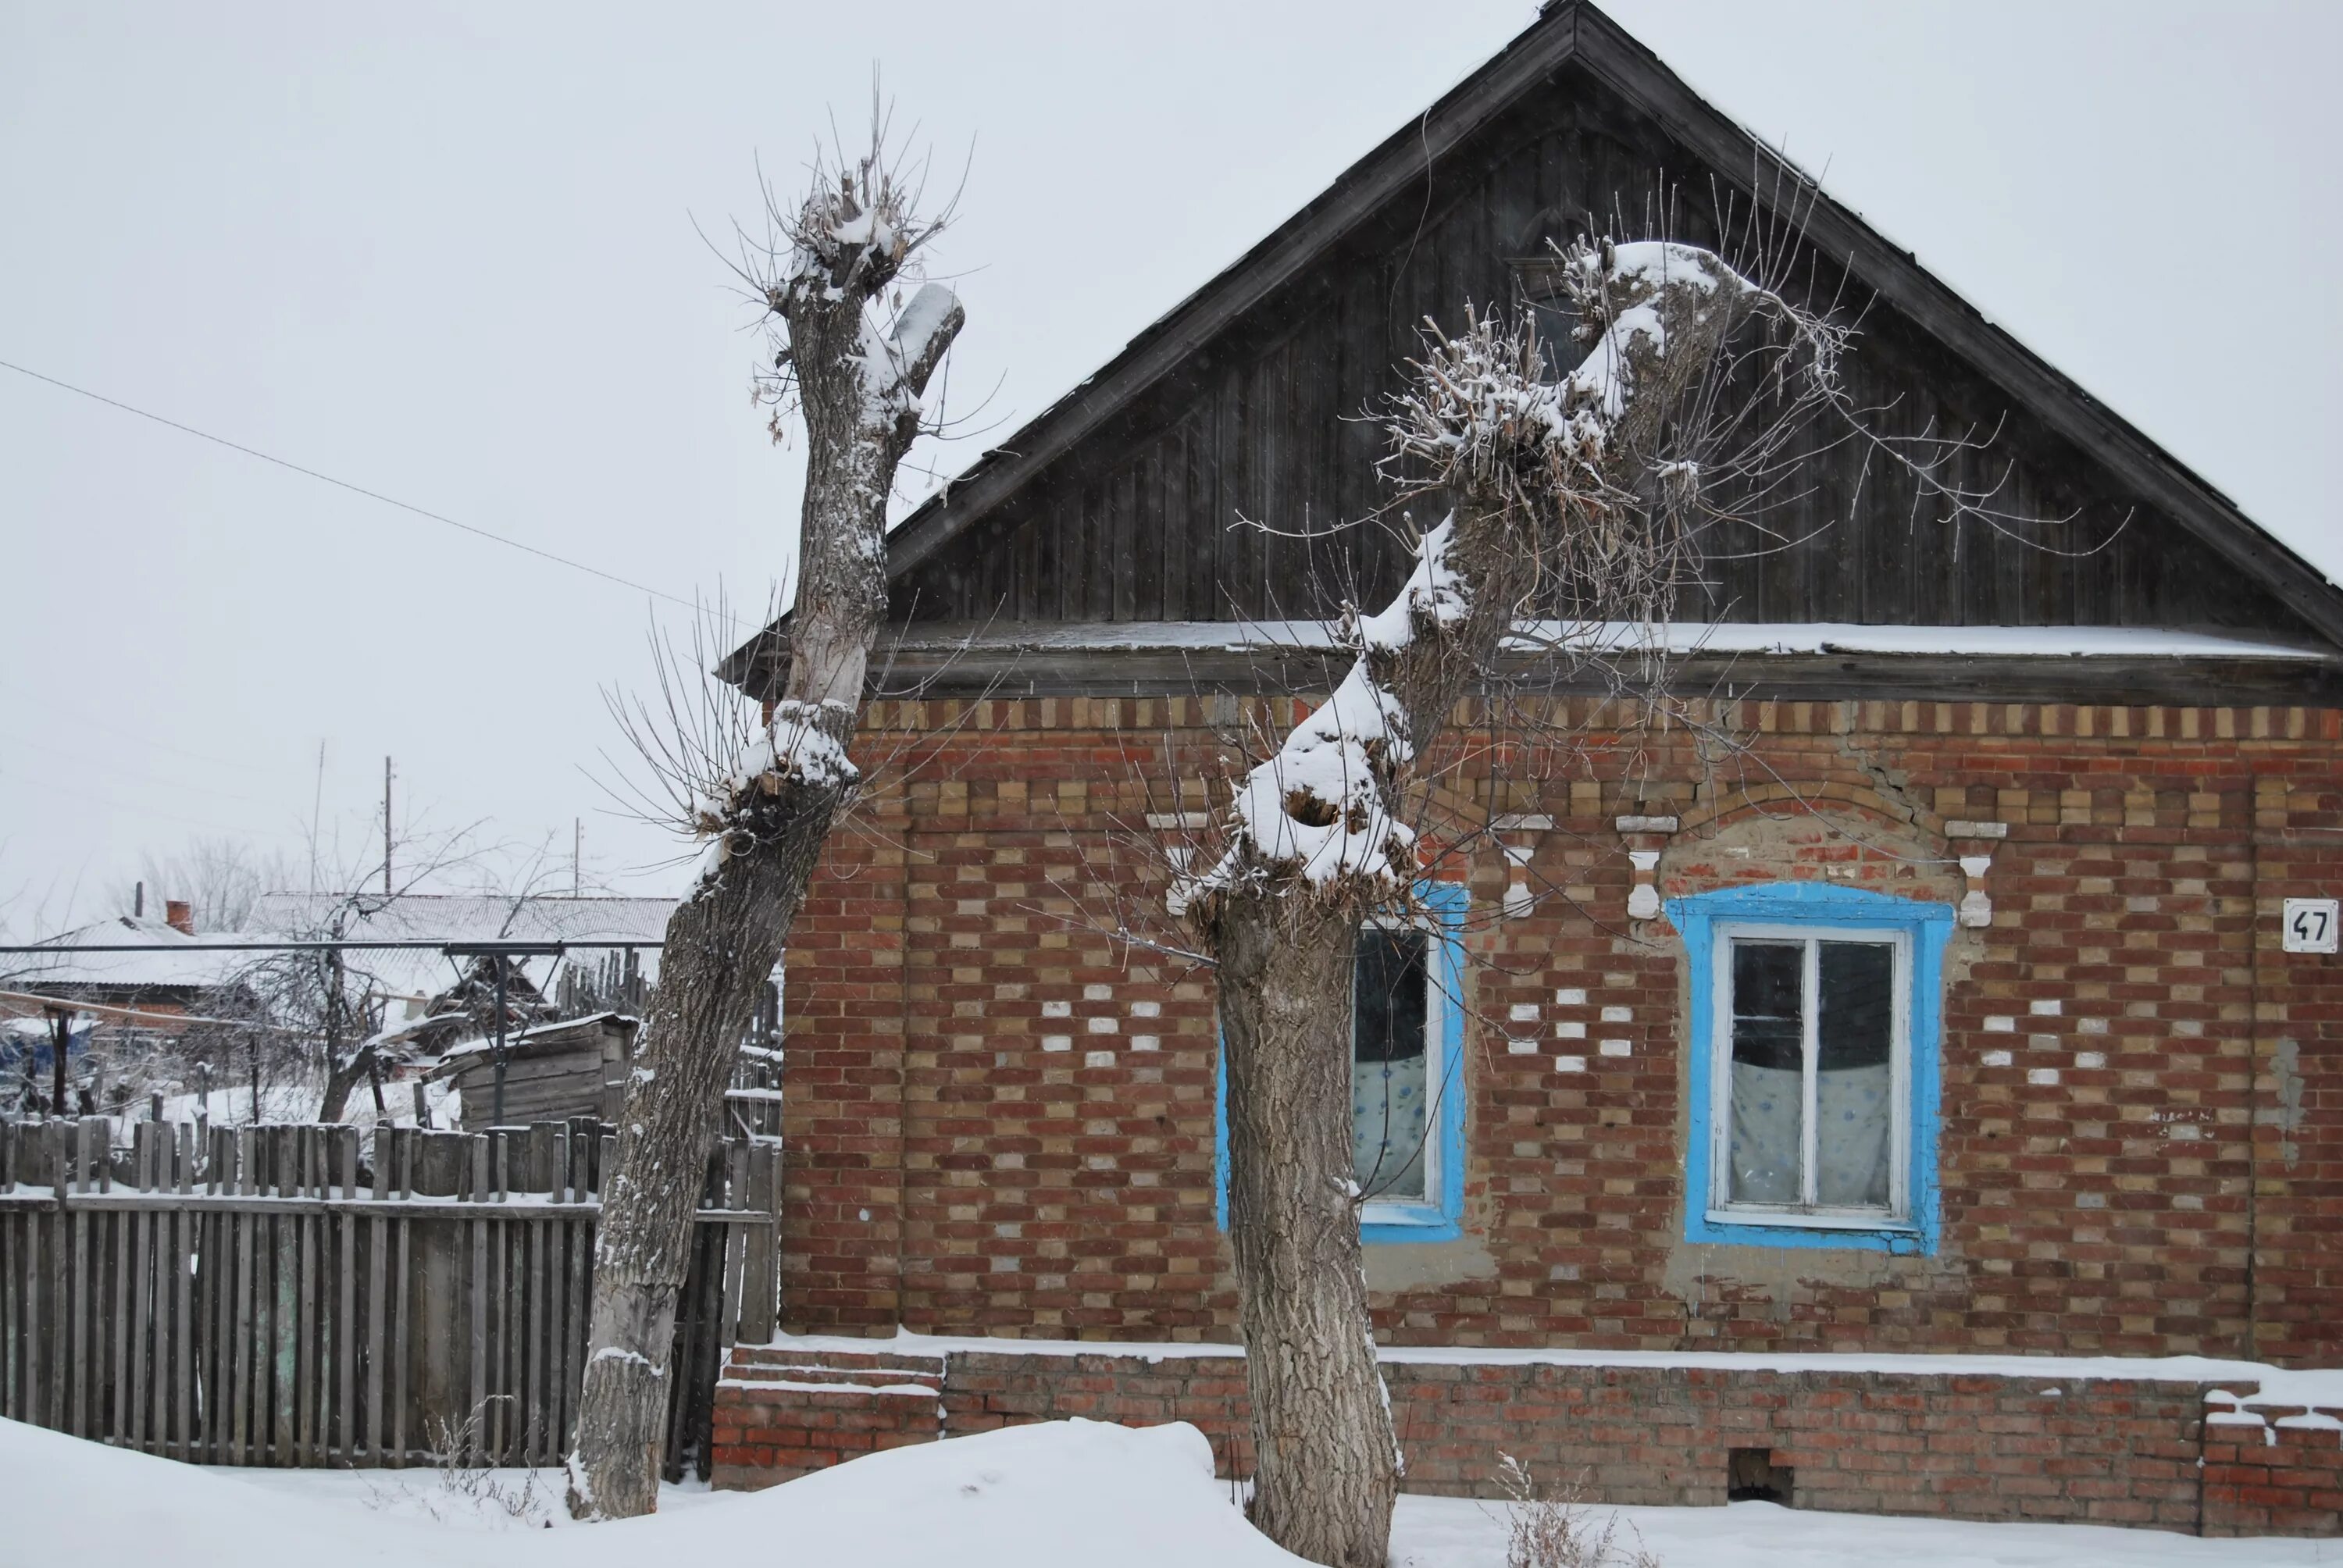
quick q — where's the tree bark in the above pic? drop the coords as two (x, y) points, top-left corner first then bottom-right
(1192, 250), (1753, 1566)
(568, 155), (961, 1518)
(567, 765), (846, 1518)
(316, 1045), (371, 1125)
(1215, 900), (1393, 1568)
(1197, 508), (1521, 1568)
(315, 951), (362, 1124)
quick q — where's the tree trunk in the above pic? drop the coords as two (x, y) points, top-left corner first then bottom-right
(568, 149), (962, 1518)
(1190, 251), (1756, 1565)
(316, 1045), (370, 1125)
(1217, 900), (1396, 1568)
(568, 765), (847, 1518)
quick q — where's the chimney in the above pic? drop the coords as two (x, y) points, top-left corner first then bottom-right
(165, 899), (194, 935)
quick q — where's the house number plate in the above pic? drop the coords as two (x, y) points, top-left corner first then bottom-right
(2283, 898), (2340, 954)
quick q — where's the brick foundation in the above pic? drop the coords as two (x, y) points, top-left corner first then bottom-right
(711, 1339), (2343, 1537)
(2202, 1417), (2343, 1536)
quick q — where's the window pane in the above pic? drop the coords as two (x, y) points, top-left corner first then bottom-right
(1816, 942), (1894, 1209)
(1727, 941), (1803, 1205)
(1353, 929), (1430, 1201)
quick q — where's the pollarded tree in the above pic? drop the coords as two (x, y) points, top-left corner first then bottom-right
(1186, 237), (1848, 1567)
(567, 122), (964, 1519)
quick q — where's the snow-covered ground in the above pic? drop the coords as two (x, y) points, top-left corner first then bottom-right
(109, 1076), (462, 1141)
(4, 1413), (2337, 1568)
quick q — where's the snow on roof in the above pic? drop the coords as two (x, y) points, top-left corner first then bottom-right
(6, 916), (255, 993)
(244, 893), (676, 1001)
(246, 893), (674, 945)
(882, 618), (2334, 661)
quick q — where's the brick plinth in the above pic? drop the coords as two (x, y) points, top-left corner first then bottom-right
(2202, 1417), (2343, 1536)
(708, 1348), (944, 1488)
(711, 1341), (2343, 1537)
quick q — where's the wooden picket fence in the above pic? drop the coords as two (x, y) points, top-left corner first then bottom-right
(0, 1114), (779, 1477)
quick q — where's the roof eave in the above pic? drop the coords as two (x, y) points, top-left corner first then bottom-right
(723, 0), (2343, 692)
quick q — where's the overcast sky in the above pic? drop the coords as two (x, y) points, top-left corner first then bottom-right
(2, 0), (2337, 927)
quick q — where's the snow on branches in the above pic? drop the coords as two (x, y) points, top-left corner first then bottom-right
(1224, 659), (1418, 887)
(748, 109), (965, 451)
(1385, 238), (1751, 533)
(1197, 237), (1785, 907)
(689, 699), (860, 888)
(766, 147), (942, 313)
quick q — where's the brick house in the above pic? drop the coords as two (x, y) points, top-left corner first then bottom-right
(711, 2), (2343, 1533)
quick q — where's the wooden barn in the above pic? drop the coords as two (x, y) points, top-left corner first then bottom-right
(708, 2), (2343, 1535)
(430, 1011), (640, 1129)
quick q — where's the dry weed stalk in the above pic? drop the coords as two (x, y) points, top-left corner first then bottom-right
(1497, 1455), (1662, 1568)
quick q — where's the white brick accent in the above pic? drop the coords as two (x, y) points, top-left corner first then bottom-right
(1556, 1021), (1586, 1040)
(1084, 1050), (1115, 1067)
(1600, 1005), (1632, 1023)
(1086, 1016), (1117, 1034)
(2027, 1067), (2060, 1085)
(1599, 1039), (1632, 1057)
(1083, 983), (1114, 1000)
(1509, 1003), (1541, 1022)
(2031, 999), (2063, 1016)
(1131, 1035), (1160, 1051)
(1554, 1055), (1587, 1072)
(1507, 1038), (1539, 1056)
(1129, 1000), (1162, 1018)
(1043, 1000), (1072, 1017)
(1985, 1016), (2016, 1033)
(1043, 1035), (1072, 1052)
(1555, 988), (1587, 1006)
(1983, 1049), (2013, 1067)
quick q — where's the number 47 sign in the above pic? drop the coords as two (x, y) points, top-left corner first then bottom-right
(2284, 898), (2340, 954)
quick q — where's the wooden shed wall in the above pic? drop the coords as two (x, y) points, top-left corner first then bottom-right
(893, 64), (2306, 640)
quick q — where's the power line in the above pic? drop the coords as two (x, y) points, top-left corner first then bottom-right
(0, 356), (722, 620)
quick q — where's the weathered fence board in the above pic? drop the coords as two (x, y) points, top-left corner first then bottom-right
(0, 1115), (779, 1477)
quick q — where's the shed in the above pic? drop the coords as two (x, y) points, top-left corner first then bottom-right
(429, 1011), (640, 1129)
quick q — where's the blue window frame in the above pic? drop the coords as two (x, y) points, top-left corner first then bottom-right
(1667, 882), (1952, 1254)
(1216, 882), (1468, 1244)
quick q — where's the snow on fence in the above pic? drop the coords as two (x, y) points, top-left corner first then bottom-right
(0, 1114), (778, 1477)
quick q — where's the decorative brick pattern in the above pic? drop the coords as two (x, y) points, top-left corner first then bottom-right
(782, 696), (2343, 1363)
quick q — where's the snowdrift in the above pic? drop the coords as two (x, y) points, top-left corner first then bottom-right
(0, 1415), (1304, 1568)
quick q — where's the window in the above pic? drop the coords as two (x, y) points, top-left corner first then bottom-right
(1216, 882), (1466, 1243)
(1353, 926), (1437, 1210)
(1667, 882), (1953, 1253)
(1718, 930), (1902, 1217)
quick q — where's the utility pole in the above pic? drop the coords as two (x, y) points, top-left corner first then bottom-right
(309, 741), (326, 893)
(572, 818), (583, 898)
(383, 756), (394, 896)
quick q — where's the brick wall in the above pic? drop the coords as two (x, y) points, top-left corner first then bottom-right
(2203, 1417), (2343, 1536)
(711, 1341), (2343, 1536)
(779, 696), (2343, 1362)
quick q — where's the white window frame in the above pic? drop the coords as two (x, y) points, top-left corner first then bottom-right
(1706, 921), (1912, 1231)
(1354, 916), (1448, 1227)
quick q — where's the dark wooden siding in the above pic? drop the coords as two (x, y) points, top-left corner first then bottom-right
(895, 64), (2307, 640)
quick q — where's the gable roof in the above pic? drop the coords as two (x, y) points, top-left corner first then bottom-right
(725, 0), (2343, 692)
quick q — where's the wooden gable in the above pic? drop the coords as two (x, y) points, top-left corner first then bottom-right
(727, 2), (2343, 703)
